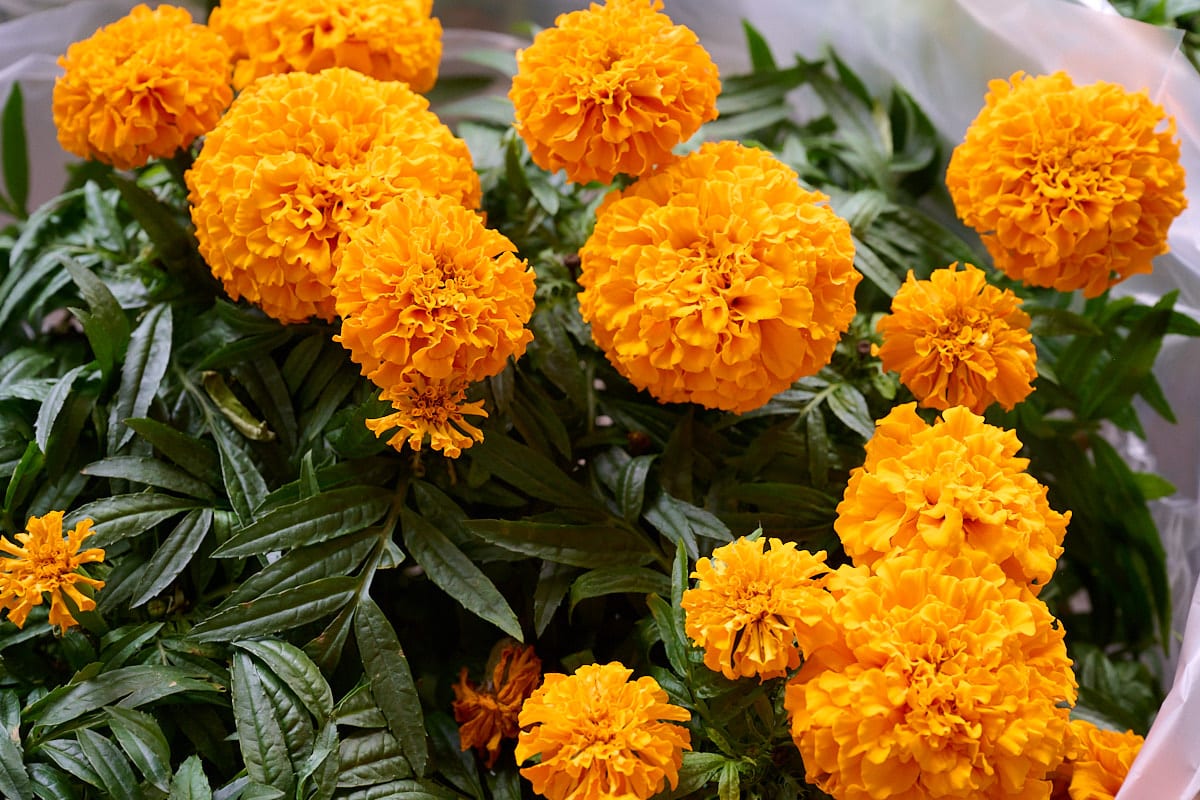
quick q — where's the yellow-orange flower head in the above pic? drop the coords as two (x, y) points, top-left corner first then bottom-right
(364, 376), (489, 459)
(0, 511), (105, 633)
(1054, 720), (1143, 800)
(681, 537), (834, 681)
(785, 554), (1077, 800)
(53, 4), (232, 170)
(579, 141), (860, 413)
(209, 0), (442, 92)
(187, 68), (480, 324)
(874, 263), (1037, 414)
(835, 403), (1069, 592)
(947, 71), (1187, 298)
(510, 0), (720, 184)
(453, 643), (542, 769)
(516, 662), (691, 800)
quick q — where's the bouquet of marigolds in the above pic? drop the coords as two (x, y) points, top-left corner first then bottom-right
(0, 0), (1193, 798)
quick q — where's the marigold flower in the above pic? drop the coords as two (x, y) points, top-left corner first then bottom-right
(681, 537), (834, 681)
(365, 376), (488, 459)
(453, 643), (542, 768)
(875, 263), (1037, 414)
(579, 141), (860, 414)
(1052, 719), (1143, 800)
(187, 68), (480, 324)
(947, 71), (1187, 298)
(510, 0), (720, 184)
(516, 662), (691, 800)
(209, 0), (442, 92)
(835, 403), (1069, 592)
(52, 4), (232, 170)
(0, 511), (105, 633)
(785, 554), (1077, 800)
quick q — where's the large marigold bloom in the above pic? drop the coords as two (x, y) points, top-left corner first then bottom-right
(515, 662), (691, 800)
(681, 537), (834, 681)
(835, 403), (1069, 592)
(875, 263), (1037, 414)
(52, 4), (232, 170)
(579, 141), (860, 413)
(1052, 720), (1143, 800)
(187, 68), (479, 324)
(452, 643), (542, 769)
(510, 0), (720, 184)
(947, 71), (1187, 298)
(209, 0), (442, 92)
(785, 555), (1077, 800)
(0, 512), (105, 633)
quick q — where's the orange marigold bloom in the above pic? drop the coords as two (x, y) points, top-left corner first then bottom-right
(452, 643), (542, 769)
(579, 141), (860, 414)
(516, 662), (691, 800)
(785, 554), (1077, 800)
(209, 0), (442, 92)
(187, 68), (479, 324)
(835, 403), (1069, 592)
(364, 376), (488, 459)
(52, 4), (232, 170)
(947, 71), (1187, 298)
(510, 0), (720, 184)
(875, 263), (1037, 414)
(0, 512), (105, 633)
(681, 537), (834, 681)
(1053, 720), (1143, 800)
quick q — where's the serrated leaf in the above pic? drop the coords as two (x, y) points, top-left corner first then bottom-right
(647, 593), (692, 680)
(569, 567), (670, 610)
(534, 560), (573, 637)
(0, 713), (32, 800)
(28, 763), (76, 800)
(232, 652), (296, 794)
(109, 175), (209, 286)
(82, 455), (217, 499)
(354, 599), (428, 776)
(220, 531), (375, 609)
(470, 435), (602, 511)
(76, 730), (138, 800)
(106, 707), (171, 793)
(301, 721), (339, 800)
(64, 258), (130, 378)
(189, 576), (357, 642)
(210, 416), (268, 526)
(616, 455), (655, 523)
(168, 755), (212, 800)
(336, 730), (410, 788)
(1081, 294), (1174, 420)
(35, 739), (101, 791)
(66, 492), (201, 548)
(851, 236), (901, 296)
(108, 304), (172, 454)
(129, 508), (214, 607)
(29, 665), (221, 727)
(827, 382), (875, 439)
(35, 365), (92, 454)
(466, 520), (656, 568)
(214, 486), (393, 558)
(235, 640), (334, 721)
(124, 418), (222, 488)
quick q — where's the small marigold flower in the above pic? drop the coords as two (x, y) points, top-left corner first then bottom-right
(510, 0), (720, 184)
(0, 511), (105, 633)
(209, 0), (442, 92)
(1052, 719), (1143, 800)
(874, 263), (1038, 414)
(579, 141), (860, 414)
(52, 4), (232, 170)
(947, 71), (1187, 298)
(785, 554), (1077, 800)
(365, 376), (488, 459)
(187, 68), (480, 324)
(681, 537), (834, 681)
(452, 642), (542, 768)
(836, 403), (1069, 592)
(516, 662), (691, 800)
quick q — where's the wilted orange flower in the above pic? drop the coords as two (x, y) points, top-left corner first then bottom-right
(579, 141), (860, 414)
(681, 537), (834, 681)
(785, 554), (1077, 800)
(836, 403), (1069, 592)
(516, 662), (691, 800)
(0, 511), (105, 633)
(1052, 719), (1143, 800)
(53, 4), (232, 170)
(947, 71), (1187, 298)
(874, 263), (1037, 414)
(452, 643), (542, 769)
(187, 68), (479, 324)
(510, 0), (720, 184)
(364, 376), (488, 459)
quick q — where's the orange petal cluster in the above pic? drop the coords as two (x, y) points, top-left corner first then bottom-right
(875, 263), (1037, 414)
(0, 511), (105, 633)
(947, 71), (1187, 297)
(52, 4), (232, 170)
(510, 0), (720, 184)
(209, 0), (442, 92)
(579, 141), (860, 414)
(1052, 720), (1144, 800)
(516, 662), (691, 800)
(187, 68), (479, 324)
(452, 643), (542, 769)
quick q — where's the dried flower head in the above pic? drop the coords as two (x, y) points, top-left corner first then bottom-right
(947, 71), (1187, 298)
(579, 141), (860, 414)
(835, 403), (1069, 592)
(0, 511), (105, 633)
(510, 0), (720, 184)
(681, 537), (834, 681)
(209, 0), (442, 91)
(53, 4), (232, 169)
(874, 263), (1037, 413)
(187, 68), (479, 324)
(516, 662), (691, 800)
(364, 376), (489, 459)
(1053, 719), (1143, 800)
(785, 554), (1077, 800)
(452, 643), (542, 768)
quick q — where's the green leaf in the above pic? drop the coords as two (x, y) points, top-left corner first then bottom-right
(647, 593), (692, 679)
(3, 441), (43, 515)
(0, 712), (32, 800)
(569, 567), (671, 610)
(1026, 307), (1103, 338)
(28, 665), (221, 727)
(189, 576), (357, 642)
(130, 508), (213, 607)
(67, 492), (201, 548)
(466, 520), (657, 568)
(109, 175), (208, 285)
(124, 418), (222, 488)
(64, 258), (130, 378)
(213, 486), (393, 558)
(28, 763), (77, 800)
(354, 599), (428, 776)
(167, 755), (212, 800)
(616, 455), (656, 523)
(108, 304), (173, 454)
(336, 730), (411, 788)
(75, 730), (138, 800)
(300, 720), (339, 800)
(210, 416), (269, 526)
(220, 531), (375, 609)
(534, 561), (573, 637)
(400, 509), (523, 640)
(231, 652), (297, 794)
(1132, 471), (1176, 501)
(106, 707), (172, 793)
(2, 83), (28, 218)
(82, 455), (217, 499)
(851, 236), (902, 296)
(827, 382), (875, 439)
(235, 639), (334, 721)
(741, 21), (777, 71)
(1081, 292), (1174, 420)
(34, 365), (92, 455)
(33, 740), (100, 790)
(469, 435), (602, 511)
